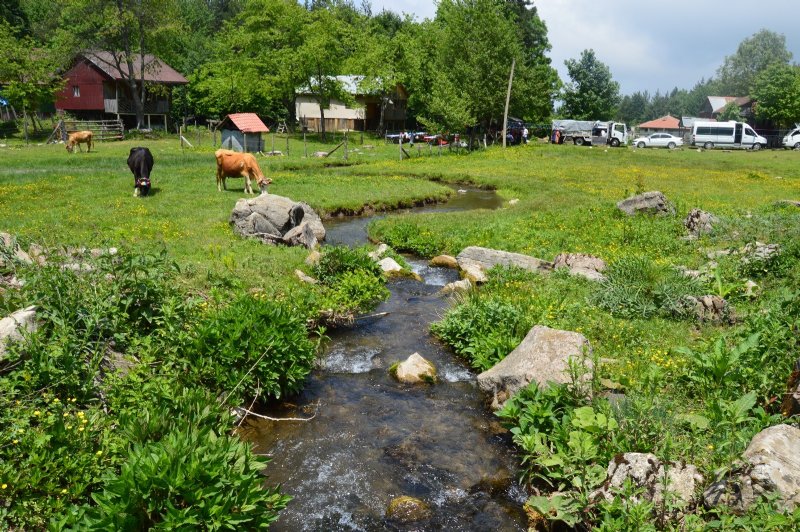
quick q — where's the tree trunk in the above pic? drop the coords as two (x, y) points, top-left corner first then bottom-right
(319, 104), (326, 141)
(379, 93), (386, 136)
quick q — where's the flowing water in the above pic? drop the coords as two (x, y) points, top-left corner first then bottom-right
(240, 189), (527, 531)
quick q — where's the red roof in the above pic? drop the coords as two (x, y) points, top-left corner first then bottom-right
(637, 115), (680, 129)
(221, 113), (269, 133)
(83, 51), (187, 84)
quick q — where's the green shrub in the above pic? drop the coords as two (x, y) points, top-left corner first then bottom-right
(61, 425), (289, 530)
(313, 245), (382, 285)
(592, 256), (701, 319)
(190, 294), (319, 402)
(431, 294), (525, 371)
(372, 220), (446, 257)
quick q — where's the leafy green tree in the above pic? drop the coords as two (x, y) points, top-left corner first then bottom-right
(716, 29), (792, 96)
(616, 91), (649, 124)
(0, 0), (28, 34)
(560, 49), (620, 120)
(751, 63), (800, 127)
(55, 0), (183, 129)
(293, 6), (357, 139)
(0, 21), (62, 135)
(184, 0), (304, 120)
(716, 101), (743, 122)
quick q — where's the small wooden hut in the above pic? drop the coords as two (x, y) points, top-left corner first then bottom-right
(219, 113), (269, 152)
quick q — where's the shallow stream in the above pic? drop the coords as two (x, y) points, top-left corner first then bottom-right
(240, 189), (527, 531)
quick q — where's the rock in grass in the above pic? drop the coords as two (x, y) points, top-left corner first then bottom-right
(456, 246), (552, 284)
(552, 253), (606, 281)
(391, 353), (437, 384)
(782, 359), (800, 417)
(477, 325), (592, 409)
(369, 243), (389, 260)
(592, 453), (703, 518)
(230, 193), (326, 244)
(0, 306), (37, 361)
(678, 295), (734, 323)
(684, 209), (718, 236)
(704, 424), (800, 513)
(616, 191), (675, 216)
(386, 496), (431, 522)
(294, 269), (318, 284)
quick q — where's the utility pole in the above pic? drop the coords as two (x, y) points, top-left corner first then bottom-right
(502, 58), (516, 148)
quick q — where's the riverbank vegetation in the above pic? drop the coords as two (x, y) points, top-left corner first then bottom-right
(2, 139), (800, 528)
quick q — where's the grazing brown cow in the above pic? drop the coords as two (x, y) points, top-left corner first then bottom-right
(66, 131), (93, 153)
(214, 149), (271, 194)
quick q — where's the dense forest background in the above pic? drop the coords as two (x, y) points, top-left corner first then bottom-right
(1, 0), (799, 131)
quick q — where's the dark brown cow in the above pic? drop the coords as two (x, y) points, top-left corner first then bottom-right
(214, 149), (271, 194)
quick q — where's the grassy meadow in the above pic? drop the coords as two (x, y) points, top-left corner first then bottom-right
(3, 135), (800, 528)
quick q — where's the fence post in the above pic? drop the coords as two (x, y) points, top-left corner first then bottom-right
(344, 130), (348, 161)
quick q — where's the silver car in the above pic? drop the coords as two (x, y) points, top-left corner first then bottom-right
(633, 133), (684, 149)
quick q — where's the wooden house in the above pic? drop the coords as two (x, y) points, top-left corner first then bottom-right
(295, 75), (408, 133)
(55, 52), (188, 129)
(218, 113), (269, 152)
(636, 115), (683, 137)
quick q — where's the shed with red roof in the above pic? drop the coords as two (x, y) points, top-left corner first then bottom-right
(218, 113), (270, 152)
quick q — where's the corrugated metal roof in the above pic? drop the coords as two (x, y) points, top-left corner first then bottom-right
(83, 51), (188, 84)
(221, 113), (269, 133)
(637, 115), (680, 129)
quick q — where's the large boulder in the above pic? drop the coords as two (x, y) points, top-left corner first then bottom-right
(684, 209), (718, 236)
(477, 325), (592, 408)
(704, 424), (800, 513)
(282, 222), (318, 249)
(616, 191), (675, 216)
(553, 253), (607, 281)
(230, 194), (325, 245)
(392, 353), (437, 384)
(0, 306), (37, 362)
(593, 453), (703, 517)
(439, 278), (472, 295)
(456, 246), (552, 284)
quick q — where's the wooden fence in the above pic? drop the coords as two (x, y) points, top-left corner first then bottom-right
(47, 119), (125, 144)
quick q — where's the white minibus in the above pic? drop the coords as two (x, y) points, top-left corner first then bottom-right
(691, 121), (767, 150)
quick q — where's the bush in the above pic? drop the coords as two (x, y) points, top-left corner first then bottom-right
(592, 256), (701, 320)
(61, 425), (289, 530)
(313, 245), (382, 285)
(372, 220), (446, 257)
(190, 294), (319, 402)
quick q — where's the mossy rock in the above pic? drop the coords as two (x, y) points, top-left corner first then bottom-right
(386, 496), (431, 522)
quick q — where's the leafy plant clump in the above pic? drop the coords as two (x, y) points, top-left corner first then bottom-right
(0, 245), (296, 529)
(190, 293), (319, 402)
(592, 255), (702, 320)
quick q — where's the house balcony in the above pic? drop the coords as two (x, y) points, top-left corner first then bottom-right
(104, 97), (169, 115)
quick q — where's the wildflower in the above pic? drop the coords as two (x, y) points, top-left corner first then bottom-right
(1, 484), (6, 489)
(12, 440), (18, 445)
(707, 444), (714, 450)
(78, 427), (84, 432)
(33, 410), (41, 416)
(61, 489), (67, 494)
(96, 451), (102, 456)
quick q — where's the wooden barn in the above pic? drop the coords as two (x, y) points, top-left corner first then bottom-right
(218, 113), (269, 152)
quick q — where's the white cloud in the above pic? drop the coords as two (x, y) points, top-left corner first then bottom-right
(367, 0), (800, 94)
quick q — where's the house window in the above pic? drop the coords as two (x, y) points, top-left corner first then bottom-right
(72, 86), (80, 98)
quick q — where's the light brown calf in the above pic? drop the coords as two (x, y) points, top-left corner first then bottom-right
(214, 149), (271, 194)
(66, 131), (93, 153)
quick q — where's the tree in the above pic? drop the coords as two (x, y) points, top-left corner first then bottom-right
(560, 49), (620, 120)
(616, 91), (649, 124)
(56, 0), (183, 129)
(0, 21), (63, 136)
(293, 6), (357, 140)
(751, 63), (800, 127)
(716, 29), (792, 96)
(716, 101), (743, 122)
(184, 0), (304, 120)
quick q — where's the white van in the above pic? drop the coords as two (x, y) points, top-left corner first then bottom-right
(783, 126), (800, 149)
(691, 121), (767, 150)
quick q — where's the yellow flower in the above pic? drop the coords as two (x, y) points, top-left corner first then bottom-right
(96, 451), (102, 456)
(78, 427), (84, 432)
(33, 410), (41, 416)
(1, 484), (6, 489)
(707, 444), (714, 450)
(61, 489), (67, 494)
(12, 440), (18, 445)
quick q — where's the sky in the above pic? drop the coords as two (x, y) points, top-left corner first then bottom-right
(367, 0), (800, 95)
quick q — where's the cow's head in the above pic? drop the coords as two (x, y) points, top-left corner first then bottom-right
(65, 143), (74, 153)
(258, 177), (273, 195)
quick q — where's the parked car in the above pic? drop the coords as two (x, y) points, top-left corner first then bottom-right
(782, 125), (800, 149)
(633, 133), (684, 149)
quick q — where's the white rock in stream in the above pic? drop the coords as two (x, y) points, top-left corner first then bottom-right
(369, 243), (389, 260)
(392, 353), (437, 384)
(378, 257), (403, 274)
